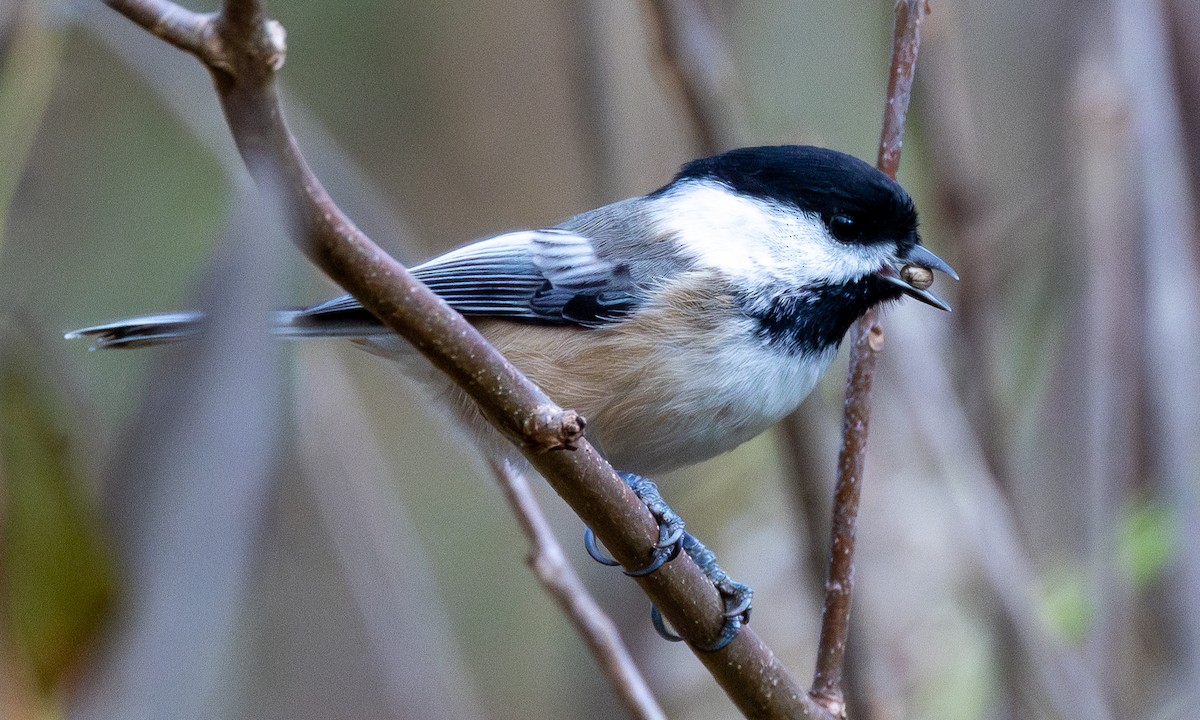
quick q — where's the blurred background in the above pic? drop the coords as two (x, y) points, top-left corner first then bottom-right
(2, 0), (1199, 718)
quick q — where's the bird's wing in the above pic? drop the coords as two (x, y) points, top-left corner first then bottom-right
(291, 229), (645, 332)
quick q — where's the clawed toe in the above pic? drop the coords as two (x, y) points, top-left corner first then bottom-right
(583, 472), (685, 576)
(584, 527), (621, 567)
(582, 472), (751, 651)
(648, 572), (753, 652)
(583, 526), (682, 576)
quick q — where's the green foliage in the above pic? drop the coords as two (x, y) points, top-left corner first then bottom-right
(1118, 498), (1176, 590)
(1035, 498), (1179, 648)
(1, 351), (115, 695)
(1038, 563), (1091, 645)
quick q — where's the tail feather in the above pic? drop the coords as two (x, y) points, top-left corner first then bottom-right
(66, 301), (393, 350)
(64, 312), (207, 349)
(270, 307), (389, 338)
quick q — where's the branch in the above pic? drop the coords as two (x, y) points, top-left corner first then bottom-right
(1113, 0), (1200, 687)
(488, 460), (664, 720)
(875, 0), (928, 180)
(642, 0), (742, 154)
(102, 0), (218, 62)
(809, 1), (930, 715)
(886, 308), (1116, 720)
(102, 0), (815, 715)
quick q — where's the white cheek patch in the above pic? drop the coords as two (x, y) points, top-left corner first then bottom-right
(653, 180), (895, 287)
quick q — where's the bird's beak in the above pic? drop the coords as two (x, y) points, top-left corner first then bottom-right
(875, 245), (958, 312)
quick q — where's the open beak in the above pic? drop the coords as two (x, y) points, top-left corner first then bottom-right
(875, 245), (958, 312)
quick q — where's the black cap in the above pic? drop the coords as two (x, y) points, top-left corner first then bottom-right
(663, 145), (919, 253)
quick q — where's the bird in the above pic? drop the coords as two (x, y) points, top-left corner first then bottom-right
(67, 145), (956, 650)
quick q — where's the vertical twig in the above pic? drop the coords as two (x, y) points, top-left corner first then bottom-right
(807, 315), (882, 719)
(809, 1), (929, 715)
(1072, 43), (1141, 716)
(1112, 0), (1200, 692)
(875, 1), (928, 180)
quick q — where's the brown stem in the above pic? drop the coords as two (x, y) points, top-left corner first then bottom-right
(808, 1), (929, 715)
(876, 0), (929, 178)
(489, 460), (665, 720)
(101, 0), (815, 715)
(808, 315), (882, 714)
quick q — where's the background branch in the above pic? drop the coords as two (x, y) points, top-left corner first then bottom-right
(488, 460), (665, 720)
(1113, 0), (1200, 693)
(641, 0), (744, 154)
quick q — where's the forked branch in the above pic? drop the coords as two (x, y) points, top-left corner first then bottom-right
(102, 0), (817, 716)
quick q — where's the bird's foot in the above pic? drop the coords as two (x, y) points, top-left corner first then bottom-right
(584, 472), (751, 651)
(650, 532), (752, 652)
(584, 472), (684, 575)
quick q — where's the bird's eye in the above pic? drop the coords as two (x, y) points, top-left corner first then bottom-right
(828, 214), (857, 242)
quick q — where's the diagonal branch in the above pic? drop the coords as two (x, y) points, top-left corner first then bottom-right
(103, 0), (218, 63)
(641, 0), (744, 155)
(488, 460), (665, 720)
(101, 0), (817, 716)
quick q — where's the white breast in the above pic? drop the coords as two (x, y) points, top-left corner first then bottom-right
(594, 331), (835, 474)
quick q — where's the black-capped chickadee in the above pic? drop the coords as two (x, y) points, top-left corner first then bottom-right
(68, 145), (956, 649)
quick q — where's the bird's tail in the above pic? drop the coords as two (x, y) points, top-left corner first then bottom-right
(65, 312), (208, 349)
(65, 307), (387, 350)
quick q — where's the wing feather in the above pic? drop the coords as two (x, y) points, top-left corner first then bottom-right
(291, 228), (645, 332)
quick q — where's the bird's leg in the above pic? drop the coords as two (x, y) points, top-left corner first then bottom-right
(584, 471), (752, 652)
